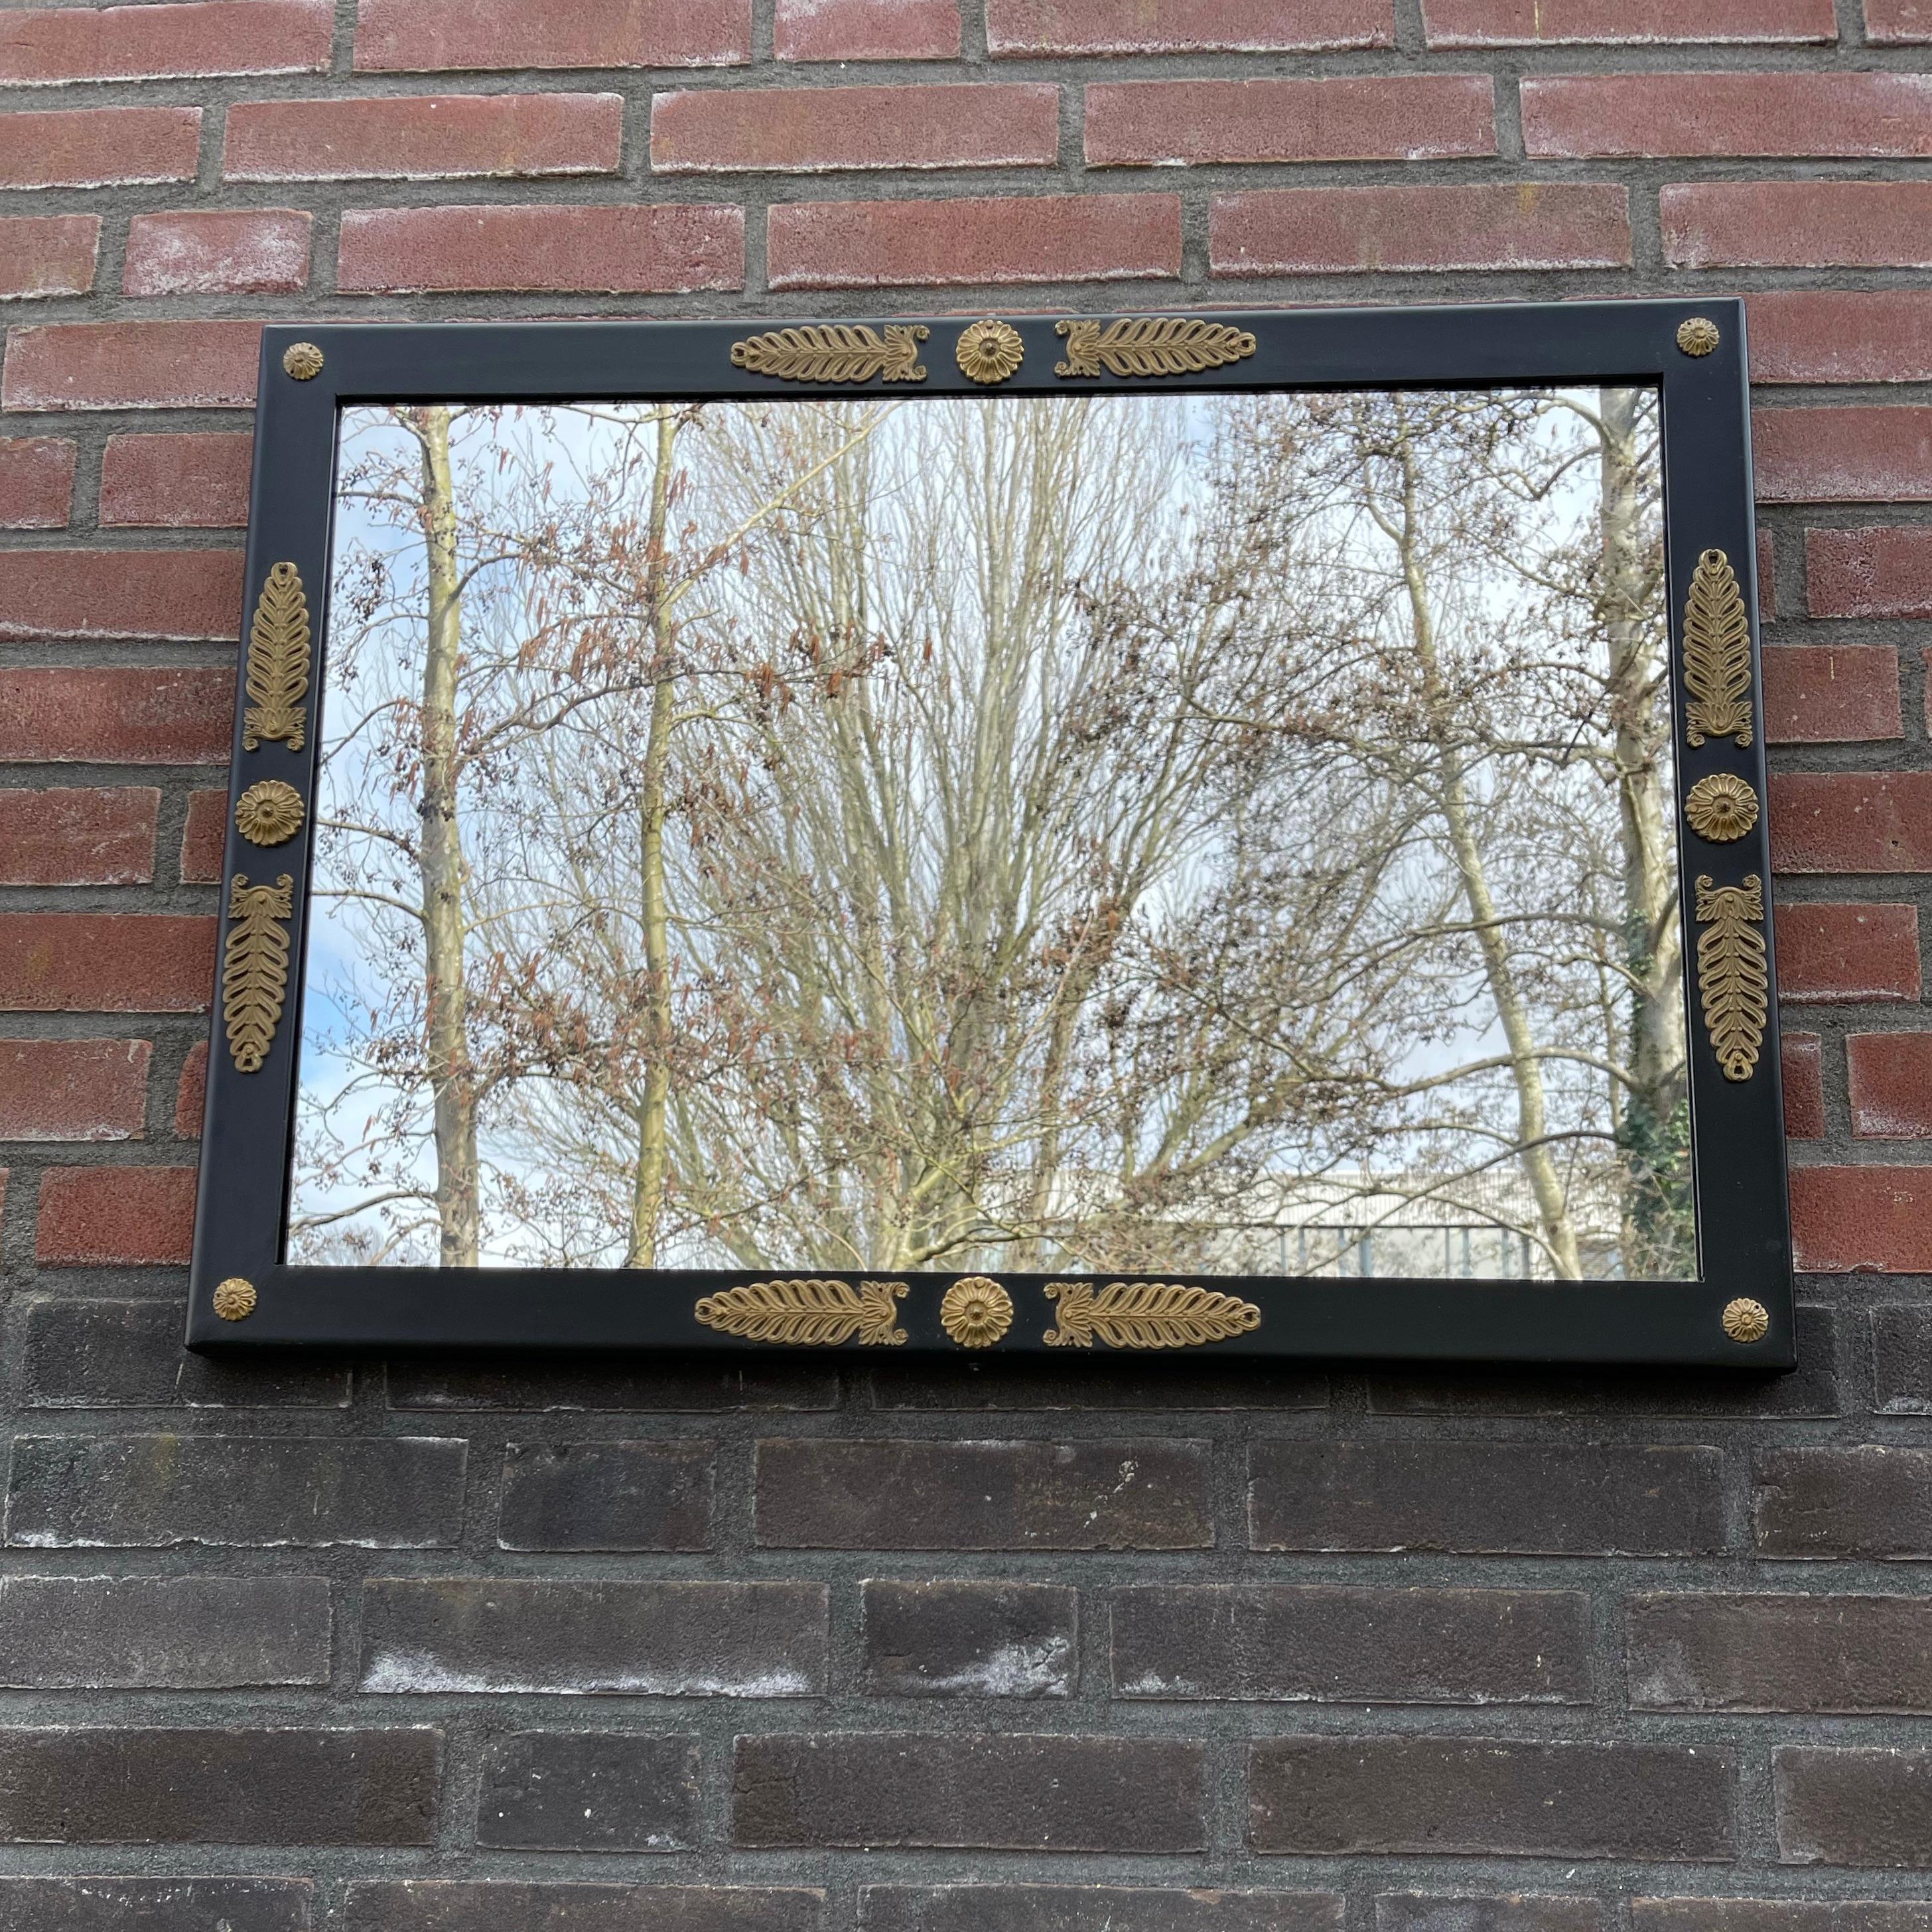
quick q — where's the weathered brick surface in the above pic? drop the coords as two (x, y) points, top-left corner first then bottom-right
(1848, 1033), (1932, 1137)
(757, 1438), (1212, 1548)
(0, 214), (99, 301)
(122, 209), (311, 296)
(1249, 1441), (1722, 1552)
(0, 435), (74, 525)
(1378, 1901), (1604, 1932)
(2, 320), (262, 410)
(35, 1163), (198, 1263)
(0, 1), (332, 84)
(0, 1878), (314, 1930)
(1763, 646), (1902, 744)
(0, 548), (243, 641)
(1810, 527), (1932, 618)
(0, 106), (199, 188)
(734, 1732), (1208, 1850)
(1524, 74), (1932, 157)
(1750, 293), (1932, 384)
(1635, 1908), (1932, 1932)
(352, 0), (751, 72)
(1773, 903), (1921, 1002)
(341, 1884), (823, 1931)
(1771, 774), (1932, 873)
(1249, 1736), (1735, 1858)
(1663, 182), (1932, 268)
(496, 1438), (714, 1549)
(1756, 408), (1932, 505)
(0, 1036), (151, 1137)
(0, 1574), (330, 1687)
(1789, 1168), (1932, 1273)
(0, 788), (157, 886)
(1755, 1446), (1932, 1556)
(0, 912), (215, 1010)
(990, 0), (1392, 51)
(1422, 0), (1834, 40)
(778, 0), (960, 61)
(1776, 1748), (1932, 1866)
(100, 432), (253, 527)
(1874, 1303), (1932, 1414)
(861, 1578), (1077, 1697)
(357, 1578), (827, 1693)
(863, 1890), (1343, 1929)
(477, 1732), (699, 1850)
(1783, 1034), (1826, 1140)
(0, 668), (233, 764)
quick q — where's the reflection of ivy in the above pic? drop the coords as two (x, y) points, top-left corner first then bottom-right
(1619, 1095), (1694, 1278)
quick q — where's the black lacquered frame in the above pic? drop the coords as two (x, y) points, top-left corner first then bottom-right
(188, 299), (1793, 1369)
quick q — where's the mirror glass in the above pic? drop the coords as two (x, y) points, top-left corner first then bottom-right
(292, 387), (1691, 1281)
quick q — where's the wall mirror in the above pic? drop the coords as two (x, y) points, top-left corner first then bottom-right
(190, 302), (1792, 1366)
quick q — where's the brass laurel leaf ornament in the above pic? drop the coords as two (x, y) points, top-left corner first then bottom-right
(730, 324), (930, 384)
(224, 872), (293, 1073)
(1682, 547), (1752, 748)
(1043, 1280), (1262, 1349)
(236, 778), (305, 847)
(1684, 772), (1758, 844)
(1695, 874), (1769, 1081)
(1055, 316), (1257, 380)
(243, 561), (312, 752)
(693, 1277), (908, 1346)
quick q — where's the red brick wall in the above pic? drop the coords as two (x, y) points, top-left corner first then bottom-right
(3, 3), (1931, 1926)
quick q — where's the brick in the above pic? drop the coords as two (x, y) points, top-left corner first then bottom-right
(34, 1164), (195, 1263)
(1664, 183), (1932, 269)
(734, 1732), (1206, 1851)
(387, 1360), (838, 1410)
(870, 1361), (1329, 1409)
(652, 84), (1058, 172)
(1810, 528), (1932, 618)
(1379, 1903), (1605, 1932)
(3, 321), (261, 411)
(0, 549), (242, 642)
(1763, 646), (1901, 744)
(497, 1438), (713, 1550)
(1775, 904), (1921, 1003)
(101, 433), (253, 528)
(358, 1578), (826, 1694)
(862, 1579), (1077, 1698)
(1249, 1737), (1734, 1858)
(0, 437), (74, 527)
(338, 203), (742, 294)
(0, 1879), (313, 1931)
(1424, 0), (1833, 38)
(1211, 184), (1630, 275)
(1791, 1168), (1932, 1273)
(0, 913), (216, 1012)
(1771, 774), (1932, 874)
(6, 1435), (465, 1547)
(1113, 1584), (1588, 1704)
(757, 1438), (1211, 1549)
(343, 1885), (822, 1932)
(123, 210), (310, 297)
(478, 1732), (699, 1850)
(0, 1727), (437, 1844)
(1777, 1747), (1932, 1866)
(768, 193), (1180, 289)
(181, 788), (228, 883)
(778, 0), (961, 60)
(1249, 1440), (1721, 1554)
(1876, 1304), (1932, 1414)
(0, 1574), (329, 1688)
(0, 0), (330, 83)
(1086, 76), (1494, 167)
(1757, 409), (1932, 505)
(20, 1296), (352, 1407)
(991, 0), (1391, 50)
(0, 1037), (150, 1138)
(353, 0), (751, 72)
(0, 788), (157, 886)
(1870, 0), (1932, 36)
(1637, 1908), (1932, 1932)
(0, 668), (232, 766)
(0, 216), (99, 301)
(1849, 1034), (1932, 1138)
(175, 1039), (208, 1133)
(1631, 1594), (1932, 1712)
(0, 107), (200, 189)
(864, 1890), (1343, 1931)
(226, 92), (623, 182)
(1785, 1033), (1825, 1140)
(1526, 73), (1932, 157)
(1750, 293), (1932, 384)
(1756, 1446), (1932, 1556)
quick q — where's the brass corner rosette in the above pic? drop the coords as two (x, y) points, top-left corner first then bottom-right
(955, 318), (1024, 385)
(212, 1276), (257, 1321)
(282, 342), (324, 381)
(1694, 873), (1768, 1081)
(693, 1276), (908, 1346)
(730, 324), (929, 384)
(1722, 1296), (1769, 1344)
(939, 1276), (1012, 1346)
(1044, 1279), (1261, 1349)
(1677, 316), (1720, 358)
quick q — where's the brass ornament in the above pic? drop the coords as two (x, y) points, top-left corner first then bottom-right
(243, 561), (312, 753)
(1722, 1296), (1770, 1344)
(1677, 316), (1721, 358)
(224, 872), (294, 1073)
(730, 323), (929, 384)
(212, 1276), (257, 1321)
(1043, 1280), (1262, 1349)
(955, 318), (1024, 385)
(693, 1276), (908, 1346)
(1694, 874), (1768, 1082)
(236, 778), (305, 847)
(1683, 547), (1753, 749)
(1055, 316), (1257, 380)
(1684, 772), (1758, 844)
(939, 1276), (1013, 1347)
(282, 341), (324, 380)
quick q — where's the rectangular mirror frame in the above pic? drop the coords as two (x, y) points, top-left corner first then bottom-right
(188, 299), (1794, 1369)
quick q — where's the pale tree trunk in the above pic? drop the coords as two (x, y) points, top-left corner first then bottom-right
(1390, 427), (1583, 1280)
(626, 409), (677, 1268)
(412, 405), (480, 1267)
